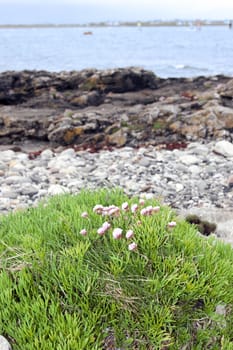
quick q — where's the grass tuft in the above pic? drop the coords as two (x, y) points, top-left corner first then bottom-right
(0, 188), (233, 349)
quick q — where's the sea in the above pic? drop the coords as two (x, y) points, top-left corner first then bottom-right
(0, 25), (233, 78)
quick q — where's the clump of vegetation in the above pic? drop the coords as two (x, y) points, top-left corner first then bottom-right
(0, 189), (233, 349)
(186, 214), (217, 236)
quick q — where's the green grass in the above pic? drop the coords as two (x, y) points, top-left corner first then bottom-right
(0, 188), (233, 349)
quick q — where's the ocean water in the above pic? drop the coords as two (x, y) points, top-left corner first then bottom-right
(0, 25), (233, 78)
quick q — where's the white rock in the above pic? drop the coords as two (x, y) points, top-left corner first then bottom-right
(187, 143), (209, 155)
(58, 148), (76, 159)
(59, 166), (78, 176)
(9, 160), (25, 171)
(0, 161), (7, 171)
(179, 155), (199, 165)
(72, 160), (86, 167)
(40, 149), (54, 160)
(16, 153), (29, 162)
(48, 184), (70, 196)
(47, 159), (67, 171)
(175, 183), (184, 192)
(0, 335), (11, 350)
(189, 165), (201, 175)
(0, 150), (16, 161)
(213, 140), (233, 158)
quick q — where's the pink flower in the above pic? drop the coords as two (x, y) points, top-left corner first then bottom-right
(140, 207), (149, 216)
(112, 228), (123, 240)
(81, 211), (88, 218)
(140, 206), (153, 216)
(140, 205), (160, 216)
(131, 203), (138, 214)
(80, 229), (87, 236)
(102, 221), (111, 231)
(108, 206), (120, 217)
(97, 227), (106, 236)
(102, 208), (109, 216)
(139, 198), (145, 206)
(93, 204), (104, 214)
(122, 202), (129, 211)
(128, 242), (137, 251)
(168, 221), (177, 228)
(152, 206), (160, 213)
(126, 229), (134, 239)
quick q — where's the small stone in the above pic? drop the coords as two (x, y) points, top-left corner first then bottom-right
(0, 161), (7, 171)
(0, 150), (15, 161)
(48, 184), (70, 196)
(0, 335), (11, 350)
(40, 149), (54, 160)
(5, 176), (31, 185)
(106, 129), (127, 147)
(215, 304), (227, 328)
(1, 191), (18, 199)
(138, 157), (151, 167)
(58, 148), (76, 159)
(20, 185), (39, 196)
(187, 143), (209, 155)
(213, 140), (233, 158)
(189, 165), (201, 175)
(175, 183), (184, 192)
(179, 155), (199, 165)
(59, 166), (78, 176)
(227, 175), (233, 189)
(9, 160), (25, 171)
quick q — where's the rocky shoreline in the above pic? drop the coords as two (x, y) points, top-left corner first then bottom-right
(0, 67), (233, 149)
(0, 67), (232, 243)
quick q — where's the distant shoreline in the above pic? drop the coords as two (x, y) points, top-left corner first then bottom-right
(0, 20), (232, 29)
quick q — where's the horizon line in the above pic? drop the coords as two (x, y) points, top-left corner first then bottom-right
(0, 19), (232, 28)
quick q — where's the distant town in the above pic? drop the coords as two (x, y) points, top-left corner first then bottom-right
(0, 19), (232, 28)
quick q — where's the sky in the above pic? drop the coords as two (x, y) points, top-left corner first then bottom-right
(0, 0), (233, 24)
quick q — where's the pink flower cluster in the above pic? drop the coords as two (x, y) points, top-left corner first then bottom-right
(79, 199), (177, 253)
(140, 205), (160, 216)
(167, 221), (177, 228)
(97, 221), (111, 236)
(93, 204), (120, 217)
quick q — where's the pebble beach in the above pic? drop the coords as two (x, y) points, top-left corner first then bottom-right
(0, 140), (232, 242)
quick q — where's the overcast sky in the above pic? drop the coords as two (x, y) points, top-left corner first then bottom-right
(0, 0), (233, 24)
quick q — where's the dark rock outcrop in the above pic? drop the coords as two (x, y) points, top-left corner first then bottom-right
(0, 67), (232, 149)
